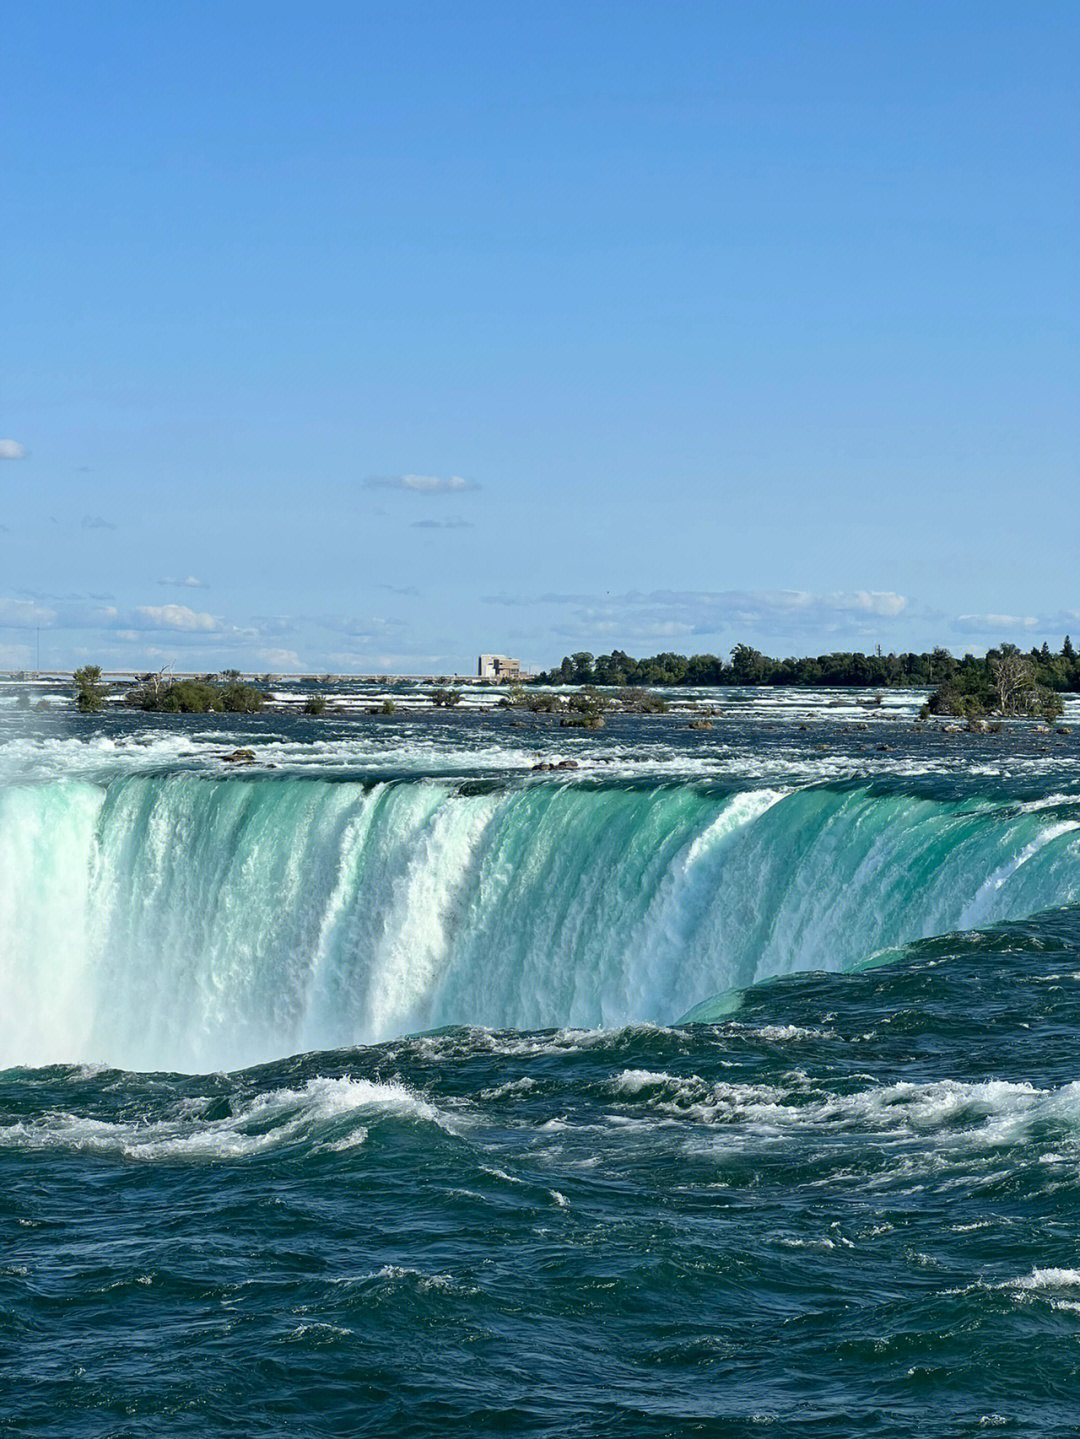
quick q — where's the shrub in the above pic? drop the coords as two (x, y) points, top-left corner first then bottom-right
(526, 691), (565, 713)
(497, 683), (527, 709)
(561, 686), (610, 727)
(926, 682), (987, 720)
(220, 682), (266, 714)
(560, 712), (605, 729)
(618, 687), (669, 714)
(566, 686), (609, 716)
(127, 678), (266, 714)
(1038, 688), (1065, 723)
(73, 665), (106, 713)
(76, 688), (105, 713)
(303, 694), (327, 716)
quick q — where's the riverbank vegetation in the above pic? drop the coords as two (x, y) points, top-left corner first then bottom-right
(536, 639), (1080, 693)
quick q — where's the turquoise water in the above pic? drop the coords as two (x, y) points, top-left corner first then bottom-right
(3, 700), (1080, 1435)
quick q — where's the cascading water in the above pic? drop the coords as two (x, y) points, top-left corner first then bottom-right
(3, 771), (1079, 1071)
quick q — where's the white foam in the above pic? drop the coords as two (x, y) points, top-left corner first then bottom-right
(7, 702), (1080, 792)
(950, 1267), (1080, 1315)
(1011, 1267), (1080, 1291)
(372, 1265), (459, 1292)
(736, 1024), (835, 1041)
(608, 1071), (1080, 1148)
(0, 1074), (455, 1160)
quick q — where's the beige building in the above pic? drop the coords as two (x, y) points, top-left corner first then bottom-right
(478, 654), (522, 681)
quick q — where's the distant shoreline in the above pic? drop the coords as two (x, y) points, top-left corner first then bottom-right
(0, 669), (520, 686)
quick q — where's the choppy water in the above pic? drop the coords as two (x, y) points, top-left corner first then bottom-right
(3, 690), (1080, 1435)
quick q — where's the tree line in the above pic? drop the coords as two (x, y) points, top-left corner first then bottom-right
(536, 639), (1080, 694)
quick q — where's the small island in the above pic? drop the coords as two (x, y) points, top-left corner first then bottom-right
(74, 666), (267, 714)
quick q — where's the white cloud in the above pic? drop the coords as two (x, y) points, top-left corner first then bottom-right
(0, 597), (57, 627)
(554, 618), (697, 642)
(821, 591), (908, 618)
(364, 474), (479, 492)
(133, 604), (221, 632)
(158, 575), (207, 589)
(0, 595), (312, 669)
(412, 517), (473, 529)
(484, 588), (909, 643)
(0, 440), (26, 460)
(247, 615), (298, 639)
(315, 614), (405, 638)
(954, 613), (1039, 633)
(258, 648), (302, 670)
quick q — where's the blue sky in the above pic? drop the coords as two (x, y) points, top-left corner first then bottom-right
(2, 1), (1077, 673)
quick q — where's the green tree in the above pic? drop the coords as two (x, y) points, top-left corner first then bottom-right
(928, 647), (957, 685)
(1038, 688), (1065, 723)
(729, 645), (771, 685)
(220, 682), (266, 713)
(73, 665), (106, 713)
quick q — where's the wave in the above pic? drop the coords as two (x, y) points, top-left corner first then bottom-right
(7, 1052), (1080, 1170)
(0, 1074), (455, 1160)
(2, 773), (1080, 1070)
(607, 1069), (1080, 1142)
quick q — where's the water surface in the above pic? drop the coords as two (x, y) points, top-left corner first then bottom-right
(3, 690), (1079, 1435)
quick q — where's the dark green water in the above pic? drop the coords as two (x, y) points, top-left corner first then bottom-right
(3, 700), (1080, 1435)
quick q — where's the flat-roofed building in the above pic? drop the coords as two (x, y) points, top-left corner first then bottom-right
(478, 654), (522, 681)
